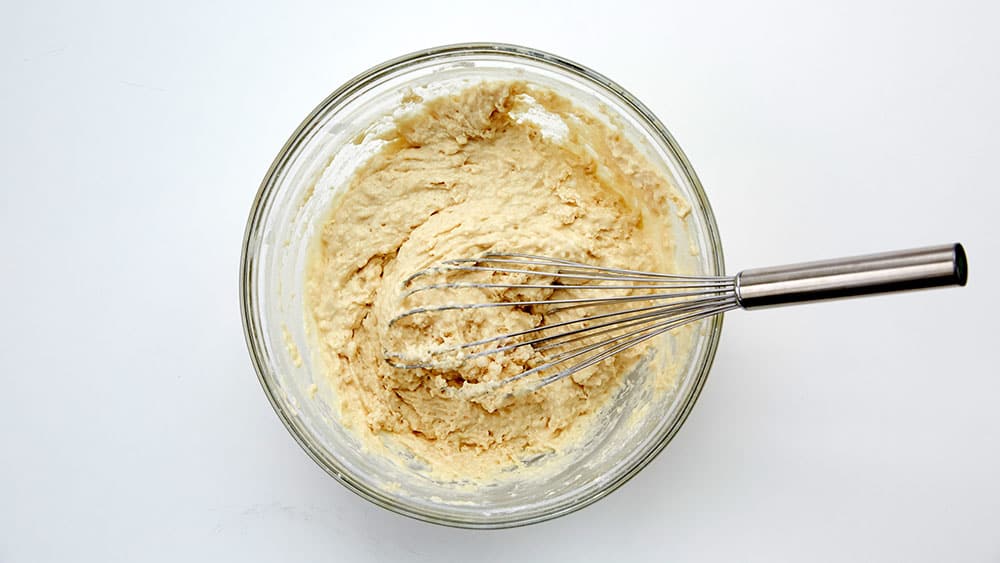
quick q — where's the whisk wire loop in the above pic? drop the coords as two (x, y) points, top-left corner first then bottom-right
(387, 253), (738, 391)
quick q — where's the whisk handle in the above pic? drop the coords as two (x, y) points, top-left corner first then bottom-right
(735, 243), (967, 309)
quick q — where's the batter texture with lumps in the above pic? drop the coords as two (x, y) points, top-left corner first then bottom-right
(305, 81), (682, 479)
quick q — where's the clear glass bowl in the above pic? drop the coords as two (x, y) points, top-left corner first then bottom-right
(240, 43), (725, 528)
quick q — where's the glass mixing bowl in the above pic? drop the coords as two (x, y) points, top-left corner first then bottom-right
(240, 43), (725, 528)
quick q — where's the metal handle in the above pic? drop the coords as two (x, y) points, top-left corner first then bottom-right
(735, 243), (967, 309)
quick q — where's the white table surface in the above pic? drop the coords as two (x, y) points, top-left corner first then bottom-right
(4, 1), (998, 561)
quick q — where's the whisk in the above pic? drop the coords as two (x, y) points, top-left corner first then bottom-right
(385, 243), (967, 393)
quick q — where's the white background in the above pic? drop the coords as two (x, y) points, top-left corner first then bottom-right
(3, 0), (998, 561)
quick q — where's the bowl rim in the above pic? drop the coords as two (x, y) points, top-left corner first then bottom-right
(240, 42), (726, 529)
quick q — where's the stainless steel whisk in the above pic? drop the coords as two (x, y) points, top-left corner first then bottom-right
(385, 243), (967, 393)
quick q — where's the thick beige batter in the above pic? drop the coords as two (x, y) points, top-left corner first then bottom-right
(305, 81), (680, 479)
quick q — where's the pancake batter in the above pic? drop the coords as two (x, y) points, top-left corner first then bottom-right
(305, 81), (681, 479)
